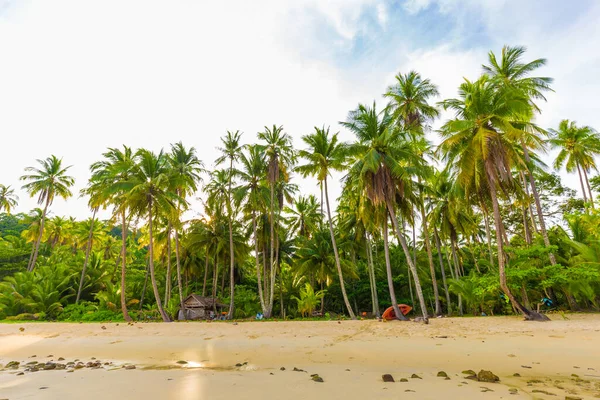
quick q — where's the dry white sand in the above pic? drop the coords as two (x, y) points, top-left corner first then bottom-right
(1, 315), (600, 399)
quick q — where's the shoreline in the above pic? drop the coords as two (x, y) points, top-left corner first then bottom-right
(2, 315), (600, 399)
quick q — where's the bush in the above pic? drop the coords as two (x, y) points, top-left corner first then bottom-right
(57, 302), (125, 322)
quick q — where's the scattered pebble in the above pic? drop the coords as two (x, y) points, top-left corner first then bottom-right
(410, 374), (422, 379)
(280, 367), (285, 371)
(477, 370), (500, 383)
(399, 378), (408, 382)
(382, 374), (394, 382)
(437, 371), (448, 378)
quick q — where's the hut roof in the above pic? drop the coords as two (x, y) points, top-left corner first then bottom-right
(182, 294), (226, 309)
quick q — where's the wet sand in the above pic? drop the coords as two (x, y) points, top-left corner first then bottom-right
(1, 315), (600, 399)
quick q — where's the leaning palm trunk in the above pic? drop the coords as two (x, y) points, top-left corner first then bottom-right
(387, 203), (428, 321)
(76, 208), (97, 303)
(174, 228), (185, 320)
(28, 196), (50, 272)
(253, 212), (267, 314)
(366, 233), (380, 318)
(450, 236), (463, 315)
(382, 219), (408, 321)
(582, 167), (595, 209)
(433, 227), (452, 315)
(324, 179), (356, 319)
(120, 210), (132, 321)
(164, 225), (172, 306)
(576, 164), (589, 205)
(419, 197), (441, 316)
(521, 143), (557, 265)
(487, 176), (549, 321)
(148, 201), (171, 322)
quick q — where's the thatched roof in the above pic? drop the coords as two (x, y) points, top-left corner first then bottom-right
(182, 294), (226, 309)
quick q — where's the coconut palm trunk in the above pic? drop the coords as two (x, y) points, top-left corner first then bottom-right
(433, 227), (451, 315)
(521, 142), (556, 264)
(253, 212), (267, 314)
(164, 225), (172, 306)
(266, 183), (276, 318)
(148, 201), (171, 322)
(202, 251), (209, 297)
(324, 179), (355, 319)
(382, 218), (408, 321)
(387, 202), (429, 321)
(419, 195), (441, 316)
(582, 167), (595, 209)
(174, 228), (185, 319)
(366, 233), (380, 317)
(488, 176), (549, 321)
(28, 196), (50, 272)
(576, 164), (589, 204)
(120, 210), (132, 321)
(76, 208), (97, 303)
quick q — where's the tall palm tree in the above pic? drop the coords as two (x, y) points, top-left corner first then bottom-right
(76, 174), (109, 303)
(215, 131), (243, 319)
(168, 142), (204, 318)
(234, 144), (270, 314)
(20, 155), (74, 272)
(439, 75), (548, 321)
(343, 103), (429, 321)
(89, 146), (135, 321)
(284, 195), (321, 239)
(483, 45), (557, 265)
(550, 120), (600, 209)
(126, 149), (179, 322)
(385, 71), (442, 315)
(0, 184), (18, 214)
(257, 125), (295, 318)
(384, 70), (440, 133)
(297, 126), (356, 319)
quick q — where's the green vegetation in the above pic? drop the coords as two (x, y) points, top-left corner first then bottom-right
(1, 45), (600, 322)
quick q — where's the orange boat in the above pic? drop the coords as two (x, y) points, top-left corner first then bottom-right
(382, 304), (412, 320)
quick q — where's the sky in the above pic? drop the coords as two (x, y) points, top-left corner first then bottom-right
(1, 0), (599, 221)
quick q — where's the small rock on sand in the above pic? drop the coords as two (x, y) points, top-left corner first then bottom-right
(477, 370), (499, 383)
(410, 374), (422, 379)
(437, 371), (448, 378)
(382, 374), (394, 382)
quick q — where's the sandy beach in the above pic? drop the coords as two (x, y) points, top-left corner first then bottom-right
(1, 315), (600, 399)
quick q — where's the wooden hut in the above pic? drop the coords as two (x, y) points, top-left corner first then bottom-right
(178, 294), (227, 320)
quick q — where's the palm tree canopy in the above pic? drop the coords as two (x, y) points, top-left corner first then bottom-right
(483, 45), (553, 110)
(0, 184), (19, 214)
(384, 70), (440, 133)
(550, 119), (600, 173)
(20, 155), (75, 206)
(296, 126), (348, 182)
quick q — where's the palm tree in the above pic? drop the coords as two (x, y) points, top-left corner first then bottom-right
(297, 126), (355, 319)
(284, 195), (321, 238)
(76, 174), (109, 303)
(0, 185), (18, 214)
(215, 131), (243, 319)
(89, 146), (135, 321)
(234, 144), (270, 314)
(483, 45), (557, 265)
(385, 71), (442, 315)
(384, 70), (440, 133)
(126, 149), (179, 322)
(257, 125), (295, 318)
(20, 155), (74, 272)
(168, 142), (204, 318)
(439, 75), (549, 321)
(550, 120), (600, 209)
(343, 103), (429, 321)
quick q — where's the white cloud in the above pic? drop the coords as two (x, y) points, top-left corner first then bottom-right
(1, 0), (599, 219)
